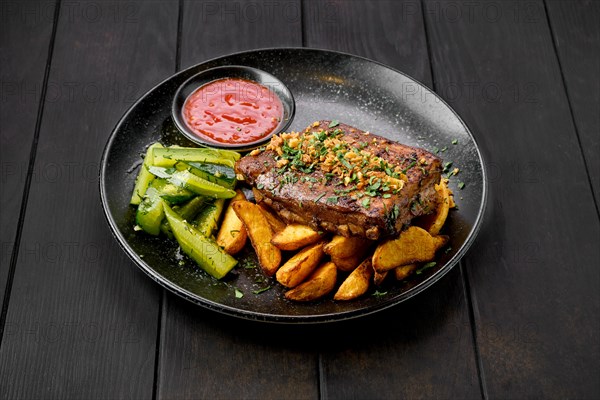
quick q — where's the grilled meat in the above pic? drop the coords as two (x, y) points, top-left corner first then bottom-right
(235, 120), (442, 240)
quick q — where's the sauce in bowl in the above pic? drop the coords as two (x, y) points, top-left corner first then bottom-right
(182, 78), (284, 145)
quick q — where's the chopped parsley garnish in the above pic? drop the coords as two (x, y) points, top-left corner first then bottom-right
(416, 262), (437, 275)
(457, 181), (465, 189)
(372, 290), (388, 297)
(401, 160), (417, 174)
(328, 120), (340, 128)
(452, 139), (458, 145)
(235, 289), (244, 298)
(252, 286), (272, 295)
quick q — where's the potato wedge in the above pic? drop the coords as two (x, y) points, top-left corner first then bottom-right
(334, 259), (373, 300)
(257, 203), (286, 233)
(216, 190), (248, 255)
(232, 200), (281, 276)
(271, 224), (322, 251)
(433, 235), (449, 251)
(394, 264), (418, 280)
(276, 242), (325, 287)
(252, 187), (264, 203)
(284, 261), (337, 302)
(324, 235), (372, 259)
(373, 269), (389, 286)
(331, 253), (364, 272)
(372, 226), (442, 272)
(416, 180), (454, 235)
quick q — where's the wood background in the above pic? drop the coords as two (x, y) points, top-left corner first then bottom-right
(1, 0), (598, 399)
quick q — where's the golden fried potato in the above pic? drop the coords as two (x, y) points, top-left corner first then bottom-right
(324, 235), (372, 259)
(232, 200), (281, 276)
(271, 224), (322, 251)
(373, 269), (389, 286)
(331, 254), (364, 272)
(252, 187), (264, 203)
(394, 264), (418, 280)
(276, 242), (325, 287)
(334, 259), (373, 300)
(372, 226), (445, 272)
(216, 190), (248, 255)
(433, 235), (449, 250)
(284, 261), (337, 302)
(417, 180), (454, 235)
(257, 203), (286, 233)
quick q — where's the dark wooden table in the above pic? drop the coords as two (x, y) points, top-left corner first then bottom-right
(1, 0), (598, 398)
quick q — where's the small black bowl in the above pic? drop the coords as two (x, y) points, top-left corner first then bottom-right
(172, 65), (295, 151)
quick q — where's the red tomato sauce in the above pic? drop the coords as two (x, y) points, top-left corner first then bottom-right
(182, 78), (283, 145)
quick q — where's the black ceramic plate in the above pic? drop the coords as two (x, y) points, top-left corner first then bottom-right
(100, 48), (487, 323)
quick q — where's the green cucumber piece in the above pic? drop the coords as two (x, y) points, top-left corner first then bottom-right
(135, 188), (164, 235)
(177, 161), (237, 189)
(160, 196), (207, 238)
(154, 178), (195, 204)
(148, 167), (236, 199)
(152, 147), (240, 168)
(164, 203), (237, 279)
(194, 199), (226, 238)
(130, 142), (163, 205)
(178, 196), (208, 220)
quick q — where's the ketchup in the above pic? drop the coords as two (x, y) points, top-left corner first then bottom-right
(182, 78), (284, 145)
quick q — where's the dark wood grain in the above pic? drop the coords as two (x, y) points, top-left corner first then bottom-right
(304, 1), (481, 399)
(156, 1), (312, 399)
(546, 0), (600, 206)
(0, 0), (56, 322)
(0, 1), (178, 398)
(304, 0), (432, 85)
(179, 0), (303, 70)
(423, 0), (600, 398)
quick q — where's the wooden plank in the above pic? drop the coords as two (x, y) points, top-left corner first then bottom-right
(179, 0), (304, 69)
(0, 1), (178, 398)
(0, 0), (56, 318)
(304, 0), (432, 85)
(423, 0), (600, 398)
(159, 296), (319, 399)
(156, 1), (311, 399)
(304, 1), (481, 399)
(546, 0), (600, 204)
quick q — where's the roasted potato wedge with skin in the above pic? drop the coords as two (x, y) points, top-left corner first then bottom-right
(433, 235), (449, 251)
(334, 259), (373, 301)
(257, 203), (286, 233)
(372, 226), (443, 272)
(232, 200), (281, 276)
(416, 180), (454, 235)
(276, 242), (325, 288)
(331, 253), (364, 272)
(252, 187), (264, 203)
(373, 269), (389, 286)
(394, 264), (418, 280)
(216, 191), (248, 255)
(284, 262), (337, 302)
(271, 224), (322, 251)
(324, 235), (372, 259)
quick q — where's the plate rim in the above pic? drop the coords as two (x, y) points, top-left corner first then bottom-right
(99, 46), (488, 324)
